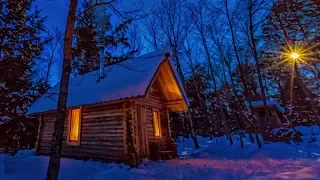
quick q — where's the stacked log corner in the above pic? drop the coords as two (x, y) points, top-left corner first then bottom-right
(35, 115), (43, 155)
(123, 100), (139, 167)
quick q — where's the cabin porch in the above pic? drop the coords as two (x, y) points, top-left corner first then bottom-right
(129, 99), (184, 164)
(126, 58), (189, 164)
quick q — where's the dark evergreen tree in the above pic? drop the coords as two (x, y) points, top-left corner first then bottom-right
(233, 64), (260, 101)
(72, 0), (138, 75)
(185, 65), (211, 136)
(0, 0), (47, 152)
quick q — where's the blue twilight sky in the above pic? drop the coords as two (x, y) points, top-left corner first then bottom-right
(34, 0), (69, 85)
(34, 0), (155, 85)
(35, 0), (155, 32)
(36, 0), (69, 31)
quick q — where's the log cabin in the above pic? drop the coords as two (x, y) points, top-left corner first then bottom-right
(27, 51), (189, 166)
(250, 100), (287, 129)
(250, 100), (288, 140)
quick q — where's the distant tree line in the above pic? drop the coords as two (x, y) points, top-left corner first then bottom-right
(142, 0), (320, 145)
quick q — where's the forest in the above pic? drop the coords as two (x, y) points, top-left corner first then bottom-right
(0, 0), (319, 164)
(0, 0), (320, 179)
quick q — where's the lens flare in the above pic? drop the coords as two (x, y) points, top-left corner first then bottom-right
(290, 52), (299, 59)
(280, 43), (310, 65)
(264, 41), (318, 118)
(279, 43), (309, 117)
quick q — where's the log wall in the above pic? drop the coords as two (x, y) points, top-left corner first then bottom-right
(37, 102), (125, 161)
(135, 82), (171, 143)
(36, 82), (173, 163)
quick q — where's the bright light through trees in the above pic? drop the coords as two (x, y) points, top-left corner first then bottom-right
(290, 52), (299, 59)
(281, 44), (306, 64)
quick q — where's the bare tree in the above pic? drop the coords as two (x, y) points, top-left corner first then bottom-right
(46, 0), (78, 179)
(245, 0), (269, 104)
(183, 38), (213, 139)
(128, 24), (144, 55)
(222, 0), (262, 148)
(145, 0), (199, 148)
(44, 28), (63, 87)
(232, 0), (273, 138)
(188, 0), (233, 144)
(209, 22), (245, 147)
(143, 15), (161, 50)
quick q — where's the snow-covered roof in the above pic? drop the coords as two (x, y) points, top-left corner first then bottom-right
(250, 100), (285, 113)
(27, 50), (189, 115)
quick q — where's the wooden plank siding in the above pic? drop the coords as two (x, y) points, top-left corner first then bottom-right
(32, 58), (185, 164)
(153, 60), (188, 112)
(37, 102), (125, 162)
(135, 82), (171, 144)
(36, 83), (174, 164)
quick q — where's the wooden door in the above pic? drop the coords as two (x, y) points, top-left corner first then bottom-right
(136, 105), (148, 158)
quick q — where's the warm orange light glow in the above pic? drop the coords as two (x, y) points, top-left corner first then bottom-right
(280, 44), (309, 65)
(153, 111), (161, 137)
(69, 108), (80, 142)
(280, 43), (315, 117)
(290, 52), (299, 59)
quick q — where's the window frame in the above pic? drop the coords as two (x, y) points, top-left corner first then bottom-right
(152, 108), (162, 138)
(67, 107), (82, 146)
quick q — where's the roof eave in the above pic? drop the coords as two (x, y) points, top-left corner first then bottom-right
(27, 95), (145, 116)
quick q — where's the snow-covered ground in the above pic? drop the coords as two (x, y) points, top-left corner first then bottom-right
(1, 125), (320, 180)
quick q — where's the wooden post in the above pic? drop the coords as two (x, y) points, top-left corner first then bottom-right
(165, 107), (172, 142)
(35, 115), (43, 155)
(122, 102), (127, 159)
(272, 111), (282, 127)
(123, 101), (139, 167)
(143, 107), (149, 157)
(132, 101), (139, 160)
(136, 105), (148, 158)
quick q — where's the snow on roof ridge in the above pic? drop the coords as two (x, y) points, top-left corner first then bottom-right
(250, 100), (285, 113)
(27, 50), (170, 115)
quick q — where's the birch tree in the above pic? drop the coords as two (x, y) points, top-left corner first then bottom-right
(222, 0), (262, 148)
(45, 0), (78, 179)
(188, 0), (233, 145)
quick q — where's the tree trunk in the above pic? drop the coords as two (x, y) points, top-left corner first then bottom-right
(248, 0), (270, 136)
(172, 51), (199, 149)
(45, 0), (78, 179)
(187, 111), (200, 149)
(221, 54), (243, 147)
(185, 46), (212, 138)
(200, 27), (231, 145)
(224, 0), (261, 148)
(249, 133), (254, 143)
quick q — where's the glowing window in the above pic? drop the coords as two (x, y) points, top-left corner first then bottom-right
(153, 111), (161, 137)
(68, 108), (81, 144)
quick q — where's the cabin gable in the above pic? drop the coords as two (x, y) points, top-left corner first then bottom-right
(146, 59), (188, 112)
(128, 60), (187, 161)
